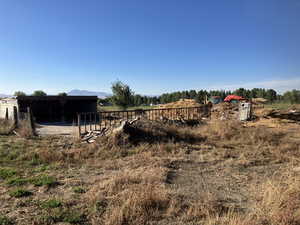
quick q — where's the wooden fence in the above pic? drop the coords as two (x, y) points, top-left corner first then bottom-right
(1, 107), (35, 134)
(77, 105), (211, 135)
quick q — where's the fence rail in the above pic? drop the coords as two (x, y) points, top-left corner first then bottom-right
(77, 105), (211, 136)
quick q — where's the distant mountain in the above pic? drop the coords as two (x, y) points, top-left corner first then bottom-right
(0, 94), (12, 98)
(68, 89), (111, 99)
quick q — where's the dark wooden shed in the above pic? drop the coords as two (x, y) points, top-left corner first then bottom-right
(16, 96), (98, 123)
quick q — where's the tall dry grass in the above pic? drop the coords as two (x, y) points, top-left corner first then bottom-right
(0, 118), (14, 135)
(0, 118), (36, 138)
(250, 174), (300, 225)
(199, 120), (300, 163)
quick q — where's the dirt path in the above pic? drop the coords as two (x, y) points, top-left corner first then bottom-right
(36, 123), (77, 136)
(166, 147), (287, 212)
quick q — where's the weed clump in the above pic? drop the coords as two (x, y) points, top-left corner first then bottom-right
(6, 177), (29, 186)
(6, 175), (58, 188)
(41, 199), (62, 209)
(0, 168), (16, 179)
(38, 208), (87, 225)
(9, 189), (32, 198)
(0, 215), (14, 225)
(32, 175), (58, 187)
(73, 187), (86, 194)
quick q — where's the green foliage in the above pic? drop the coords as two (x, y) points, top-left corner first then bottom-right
(32, 90), (47, 97)
(13, 91), (26, 97)
(39, 208), (87, 224)
(58, 92), (68, 96)
(0, 168), (16, 179)
(98, 97), (112, 106)
(102, 87), (299, 107)
(7, 175), (58, 187)
(41, 199), (62, 209)
(31, 175), (58, 187)
(283, 90), (300, 104)
(9, 189), (32, 198)
(0, 216), (14, 225)
(111, 81), (134, 109)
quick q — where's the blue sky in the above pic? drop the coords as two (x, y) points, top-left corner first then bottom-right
(0, 0), (299, 95)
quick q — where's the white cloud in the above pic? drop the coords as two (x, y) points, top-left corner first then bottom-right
(208, 78), (300, 93)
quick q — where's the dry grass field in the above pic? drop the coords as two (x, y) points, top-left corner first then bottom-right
(0, 106), (300, 225)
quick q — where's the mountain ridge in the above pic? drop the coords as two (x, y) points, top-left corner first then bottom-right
(67, 89), (111, 99)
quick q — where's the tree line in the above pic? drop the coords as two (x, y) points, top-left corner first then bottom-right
(12, 82), (300, 110)
(100, 82), (300, 108)
(13, 91), (67, 97)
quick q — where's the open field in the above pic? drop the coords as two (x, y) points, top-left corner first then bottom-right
(99, 105), (155, 112)
(0, 105), (300, 225)
(264, 103), (300, 110)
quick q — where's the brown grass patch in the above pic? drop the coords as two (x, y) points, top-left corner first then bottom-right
(0, 119), (14, 135)
(251, 174), (300, 225)
(15, 120), (36, 138)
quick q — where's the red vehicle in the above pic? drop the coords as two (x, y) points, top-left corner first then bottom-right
(224, 95), (245, 103)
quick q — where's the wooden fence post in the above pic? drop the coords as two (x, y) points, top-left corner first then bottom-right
(27, 107), (35, 135)
(78, 114), (81, 137)
(5, 108), (8, 120)
(13, 106), (18, 127)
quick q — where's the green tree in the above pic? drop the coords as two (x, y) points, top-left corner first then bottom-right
(32, 90), (47, 96)
(13, 91), (26, 97)
(265, 89), (277, 102)
(134, 94), (143, 106)
(58, 92), (68, 96)
(283, 90), (300, 104)
(111, 81), (134, 109)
